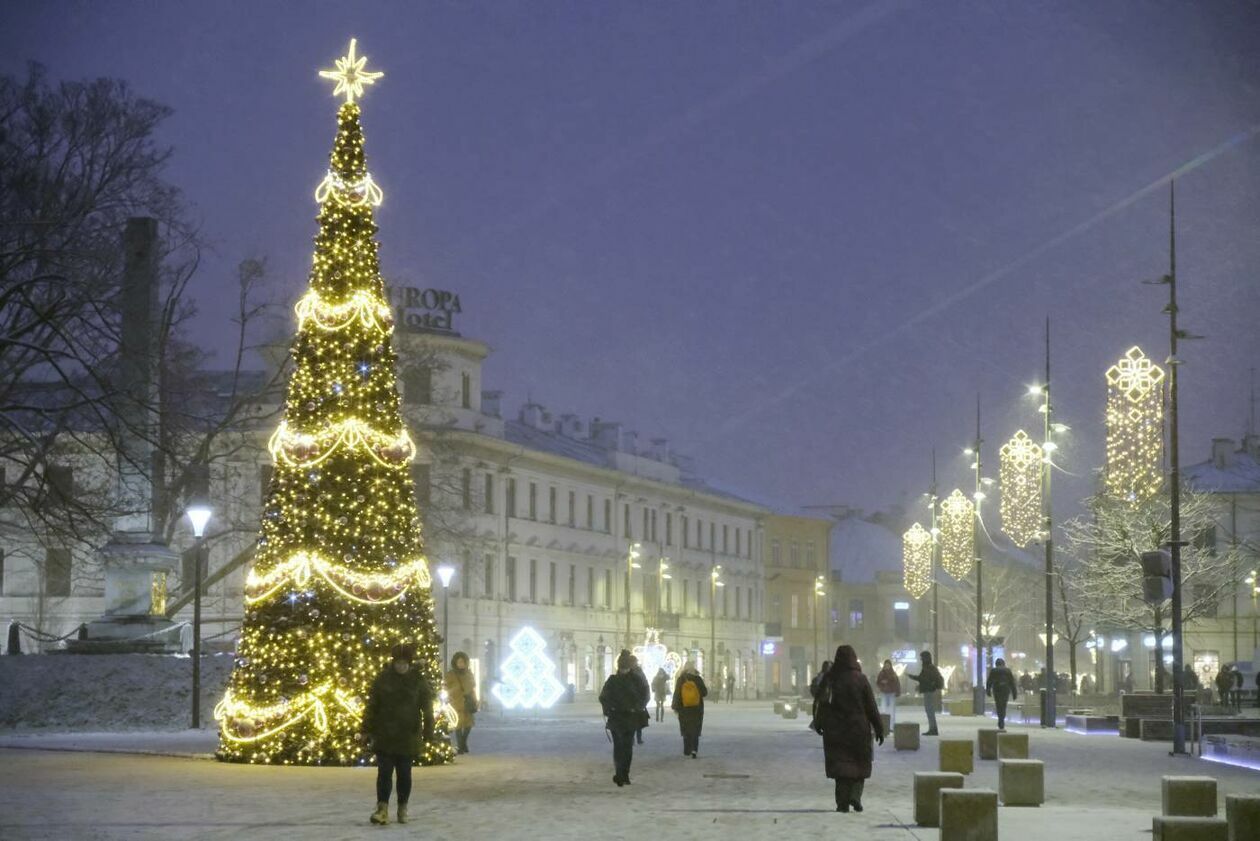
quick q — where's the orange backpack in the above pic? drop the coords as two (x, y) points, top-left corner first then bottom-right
(680, 678), (701, 708)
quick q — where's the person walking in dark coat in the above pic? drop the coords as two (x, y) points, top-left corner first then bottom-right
(906, 650), (943, 735)
(810, 661), (833, 700)
(985, 658), (1019, 730)
(813, 645), (884, 813)
(671, 662), (708, 757)
(651, 668), (670, 722)
(361, 643), (435, 826)
(600, 650), (650, 787)
(630, 657), (650, 745)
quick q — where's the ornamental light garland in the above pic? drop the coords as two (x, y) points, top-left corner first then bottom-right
(902, 522), (933, 599)
(1104, 346), (1165, 503)
(999, 430), (1043, 548)
(939, 489), (975, 579)
(214, 40), (452, 767)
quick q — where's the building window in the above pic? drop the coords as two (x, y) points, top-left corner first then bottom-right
(460, 468), (472, 510)
(747, 530), (753, 559)
(624, 504), (632, 539)
(848, 599), (864, 629)
(735, 529), (741, 557)
(806, 542), (816, 571)
(650, 509), (658, 543)
(604, 569), (612, 609)
(506, 478), (517, 517)
(683, 580), (690, 614)
(666, 580), (673, 612)
(506, 556), (517, 601)
(735, 586), (741, 619)
(568, 564), (576, 605)
(722, 525), (729, 554)
(413, 463), (431, 508)
(682, 516), (689, 548)
(548, 561), (557, 603)
(603, 499), (612, 533)
(789, 542), (800, 567)
(461, 551), (472, 598)
(790, 594), (799, 629)
(483, 554), (496, 598)
(747, 587), (753, 618)
(403, 366), (431, 405)
(722, 583), (729, 617)
(771, 540), (781, 565)
(893, 601), (910, 638)
(586, 495), (594, 529)
(696, 519), (703, 549)
(710, 522), (716, 552)
(642, 508), (649, 542)
(666, 513), (673, 546)
(484, 473), (495, 514)
(461, 372), (471, 409)
(0, 548), (5, 596)
(528, 558), (537, 602)
(46, 464), (74, 505)
(528, 482), (538, 520)
(587, 566), (595, 607)
(567, 491), (576, 527)
(548, 486), (557, 523)
(45, 548), (72, 597)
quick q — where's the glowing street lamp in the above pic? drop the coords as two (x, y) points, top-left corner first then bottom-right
(436, 564), (455, 667)
(709, 564), (724, 674)
(185, 503), (213, 730)
(625, 542), (641, 647)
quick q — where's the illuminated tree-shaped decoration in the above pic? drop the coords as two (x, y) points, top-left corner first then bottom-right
(902, 522), (933, 599)
(1104, 346), (1165, 503)
(1000, 430), (1043, 548)
(939, 489), (975, 579)
(214, 41), (452, 767)
(492, 627), (567, 710)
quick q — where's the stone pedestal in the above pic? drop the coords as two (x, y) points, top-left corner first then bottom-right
(978, 728), (1000, 760)
(895, 721), (921, 751)
(914, 772), (964, 827)
(67, 540), (181, 654)
(1152, 817), (1229, 841)
(997, 732), (1029, 758)
(947, 697), (975, 716)
(1226, 795), (1260, 841)
(940, 788), (998, 841)
(999, 759), (1044, 806)
(1162, 776), (1218, 817)
(880, 712), (891, 733)
(940, 738), (974, 774)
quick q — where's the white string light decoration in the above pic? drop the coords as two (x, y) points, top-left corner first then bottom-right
(939, 489), (975, 579)
(1104, 346), (1165, 503)
(902, 522), (933, 599)
(999, 430), (1043, 548)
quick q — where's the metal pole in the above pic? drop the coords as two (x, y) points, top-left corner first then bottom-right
(1043, 317), (1057, 728)
(974, 395), (986, 715)
(443, 583), (450, 669)
(191, 533), (203, 730)
(710, 554), (717, 679)
(1167, 182), (1187, 755)
(1232, 496), (1239, 664)
(931, 450), (940, 664)
(626, 546), (632, 649)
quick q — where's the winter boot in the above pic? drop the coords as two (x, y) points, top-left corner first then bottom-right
(370, 802), (389, 825)
(397, 803), (409, 824)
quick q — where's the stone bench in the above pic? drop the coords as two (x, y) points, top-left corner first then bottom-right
(997, 731), (1029, 758)
(773, 700), (785, 714)
(1121, 717), (1143, 739)
(977, 728), (1000, 760)
(1226, 794), (1260, 841)
(913, 771), (964, 827)
(940, 788), (998, 841)
(1152, 816), (1228, 841)
(895, 721), (921, 751)
(940, 738), (974, 774)
(1162, 776), (1217, 817)
(999, 759), (1044, 806)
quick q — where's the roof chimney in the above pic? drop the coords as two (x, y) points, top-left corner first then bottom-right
(557, 413), (583, 438)
(590, 420), (623, 450)
(1211, 438), (1235, 470)
(520, 401), (550, 430)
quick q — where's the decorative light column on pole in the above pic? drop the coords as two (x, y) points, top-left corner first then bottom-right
(813, 575), (827, 671)
(710, 564), (723, 677)
(625, 542), (641, 648)
(436, 564), (455, 670)
(1000, 431), (1043, 549)
(939, 490), (975, 581)
(903, 523), (933, 600)
(185, 504), (212, 730)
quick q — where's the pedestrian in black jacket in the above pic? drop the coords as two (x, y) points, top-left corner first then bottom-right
(671, 662), (708, 757)
(985, 658), (1019, 730)
(906, 650), (943, 735)
(361, 643), (435, 826)
(651, 668), (670, 722)
(600, 650), (650, 787)
(631, 658), (650, 745)
(813, 645), (884, 813)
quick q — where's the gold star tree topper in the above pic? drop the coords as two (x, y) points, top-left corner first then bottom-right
(319, 38), (384, 104)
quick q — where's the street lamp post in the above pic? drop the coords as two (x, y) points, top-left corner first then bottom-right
(625, 542), (641, 648)
(657, 557), (671, 625)
(185, 504), (212, 730)
(1031, 318), (1057, 728)
(930, 450), (941, 664)
(710, 563), (723, 677)
(436, 564), (455, 669)
(813, 575), (826, 671)
(966, 396), (987, 716)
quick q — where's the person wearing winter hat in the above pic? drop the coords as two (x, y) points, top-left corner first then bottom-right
(361, 643), (434, 826)
(444, 651), (478, 754)
(600, 649), (650, 786)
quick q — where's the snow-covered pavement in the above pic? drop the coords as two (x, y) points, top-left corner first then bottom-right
(1, 702), (1256, 841)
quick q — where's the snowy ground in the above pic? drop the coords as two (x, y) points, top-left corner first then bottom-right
(1, 702), (1256, 841)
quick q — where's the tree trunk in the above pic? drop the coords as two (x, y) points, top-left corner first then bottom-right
(1068, 644), (1078, 696)
(1153, 605), (1165, 694)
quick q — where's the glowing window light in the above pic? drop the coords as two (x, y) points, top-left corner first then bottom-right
(938, 489), (975, 579)
(1104, 346), (1165, 503)
(319, 38), (383, 104)
(491, 627), (566, 710)
(902, 522), (933, 599)
(999, 430), (1043, 548)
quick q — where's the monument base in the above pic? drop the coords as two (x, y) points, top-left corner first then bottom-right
(66, 539), (183, 654)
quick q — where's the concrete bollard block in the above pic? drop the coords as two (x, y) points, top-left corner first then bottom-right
(997, 732), (1029, 758)
(913, 772), (964, 827)
(940, 738), (974, 775)
(880, 712), (891, 733)
(999, 759), (1044, 806)
(940, 788), (998, 841)
(1226, 795), (1260, 841)
(1162, 776), (1218, 817)
(895, 721), (921, 751)
(977, 728), (1000, 760)
(947, 697), (975, 717)
(773, 700), (785, 714)
(1152, 817), (1229, 841)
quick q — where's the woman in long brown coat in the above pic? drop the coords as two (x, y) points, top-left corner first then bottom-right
(813, 644), (884, 813)
(444, 651), (477, 754)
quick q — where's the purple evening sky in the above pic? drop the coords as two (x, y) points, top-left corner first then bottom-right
(4, 1), (1259, 520)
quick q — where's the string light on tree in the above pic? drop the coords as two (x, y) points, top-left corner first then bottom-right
(902, 522), (933, 599)
(939, 489), (975, 579)
(999, 430), (1043, 548)
(1104, 346), (1165, 503)
(214, 40), (452, 767)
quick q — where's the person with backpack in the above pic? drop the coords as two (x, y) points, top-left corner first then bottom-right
(651, 668), (670, 722)
(874, 659), (901, 726)
(812, 645), (884, 813)
(906, 650), (943, 735)
(671, 662), (708, 757)
(600, 650), (650, 787)
(985, 657), (1019, 731)
(361, 643), (435, 826)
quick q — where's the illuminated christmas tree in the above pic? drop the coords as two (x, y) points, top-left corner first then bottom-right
(214, 40), (452, 766)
